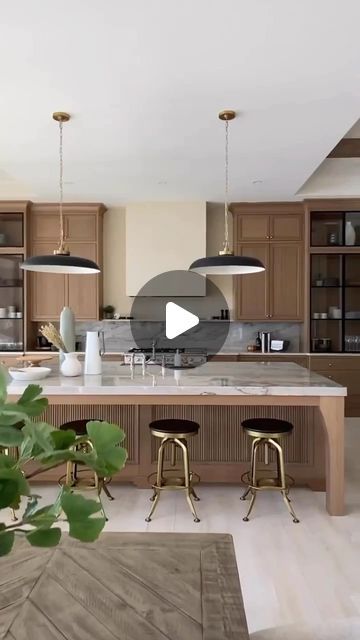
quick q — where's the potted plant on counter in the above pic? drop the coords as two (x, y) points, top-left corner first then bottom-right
(102, 304), (115, 319)
(0, 369), (127, 556)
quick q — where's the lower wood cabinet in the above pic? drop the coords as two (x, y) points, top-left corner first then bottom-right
(310, 356), (360, 417)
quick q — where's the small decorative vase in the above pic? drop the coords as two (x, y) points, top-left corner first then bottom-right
(60, 352), (82, 377)
(59, 306), (75, 364)
(345, 220), (356, 246)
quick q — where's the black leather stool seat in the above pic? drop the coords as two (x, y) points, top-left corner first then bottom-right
(149, 418), (200, 435)
(242, 418), (293, 435)
(59, 419), (89, 436)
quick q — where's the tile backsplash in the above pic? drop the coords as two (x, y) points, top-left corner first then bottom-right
(75, 321), (302, 353)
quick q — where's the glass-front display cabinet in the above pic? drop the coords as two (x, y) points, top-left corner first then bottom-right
(310, 209), (360, 353)
(0, 212), (25, 352)
(311, 211), (360, 247)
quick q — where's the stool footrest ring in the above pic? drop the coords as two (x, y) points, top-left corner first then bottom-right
(241, 470), (295, 491)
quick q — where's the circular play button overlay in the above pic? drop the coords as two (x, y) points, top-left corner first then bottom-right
(130, 270), (230, 367)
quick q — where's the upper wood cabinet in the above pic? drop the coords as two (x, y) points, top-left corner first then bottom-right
(28, 203), (105, 321)
(31, 209), (98, 243)
(232, 203), (304, 242)
(234, 242), (303, 321)
(269, 243), (303, 320)
(67, 243), (100, 319)
(234, 244), (269, 320)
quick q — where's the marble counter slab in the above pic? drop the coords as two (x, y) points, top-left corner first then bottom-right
(7, 362), (346, 397)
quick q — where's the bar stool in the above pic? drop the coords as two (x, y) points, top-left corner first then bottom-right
(240, 417), (299, 523)
(58, 419), (114, 504)
(145, 418), (200, 523)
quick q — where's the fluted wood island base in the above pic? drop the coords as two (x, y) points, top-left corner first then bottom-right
(8, 362), (346, 516)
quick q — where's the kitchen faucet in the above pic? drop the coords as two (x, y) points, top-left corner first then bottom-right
(151, 339), (157, 361)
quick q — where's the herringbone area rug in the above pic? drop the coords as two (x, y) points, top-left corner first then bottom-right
(0, 532), (248, 640)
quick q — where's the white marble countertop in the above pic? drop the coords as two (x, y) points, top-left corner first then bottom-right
(7, 362), (346, 397)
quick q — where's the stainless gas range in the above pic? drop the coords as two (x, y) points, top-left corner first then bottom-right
(124, 348), (207, 367)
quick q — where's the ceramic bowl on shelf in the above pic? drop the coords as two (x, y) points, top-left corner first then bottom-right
(8, 367), (51, 381)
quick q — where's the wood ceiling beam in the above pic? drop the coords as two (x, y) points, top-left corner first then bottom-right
(327, 138), (360, 158)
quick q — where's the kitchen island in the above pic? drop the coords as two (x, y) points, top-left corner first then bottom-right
(8, 361), (346, 515)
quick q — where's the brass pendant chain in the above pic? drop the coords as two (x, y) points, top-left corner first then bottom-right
(59, 120), (65, 250)
(219, 114), (233, 256)
(53, 112), (70, 255)
(223, 119), (230, 253)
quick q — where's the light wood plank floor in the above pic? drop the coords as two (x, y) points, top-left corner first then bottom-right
(8, 418), (360, 636)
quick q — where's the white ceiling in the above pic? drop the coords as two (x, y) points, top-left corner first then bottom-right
(0, 0), (360, 206)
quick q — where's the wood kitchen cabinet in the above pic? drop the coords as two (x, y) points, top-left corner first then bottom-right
(28, 203), (105, 322)
(234, 244), (269, 320)
(67, 243), (100, 319)
(270, 243), (303, 320)
(30, 243), (67, 320)
(310, 356), (360, 416)
(232, 203), (304, 242)
(234, 242), (303, 321)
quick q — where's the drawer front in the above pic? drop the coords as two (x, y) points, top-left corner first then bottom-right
(310, 356), (360, 371)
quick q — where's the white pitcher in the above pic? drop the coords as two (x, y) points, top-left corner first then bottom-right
(84, 331), (105, 375)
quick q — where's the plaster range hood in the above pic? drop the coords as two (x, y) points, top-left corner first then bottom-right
(125, 202), (206, 296)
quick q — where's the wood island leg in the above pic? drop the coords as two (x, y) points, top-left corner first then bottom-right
(318, 396), (345, 516)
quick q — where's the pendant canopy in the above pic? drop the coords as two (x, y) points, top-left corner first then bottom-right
(189, 110), (265, 276)
(21, 112), (100, 275)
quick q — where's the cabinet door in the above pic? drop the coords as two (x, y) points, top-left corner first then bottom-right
(271, 214), (303, 241)
(235, 215), (270, 241)
(67, 244), (99, 319)
(29, 244), (66, 320)
(31, 214), (60, 242)
(269, 243), (303, 320)
(234, 245), (269, 319)
(65, 214), (97, 242)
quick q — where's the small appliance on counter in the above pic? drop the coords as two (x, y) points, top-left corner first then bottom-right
(260, 331), (271, 353)
(84, 330), (105, 375)
(270, 339), (290, 352)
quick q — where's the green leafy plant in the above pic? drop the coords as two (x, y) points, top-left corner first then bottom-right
(0, 369), (127, 556)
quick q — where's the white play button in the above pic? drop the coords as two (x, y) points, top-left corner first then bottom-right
(165, 302), (199, 340)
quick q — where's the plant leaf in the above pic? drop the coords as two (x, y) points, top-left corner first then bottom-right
(0, 530), (14, 556)
(61, 492), (106, 542)
(0, 467), (30, 497)
(0, 479), (18, 508)
(0, 405), (31, 426)
(0, 366), (8, 404)
(22, 422), (55, 453)
(22, 495), (39, 519)
(0, 426), (24, 447)
(18, 384), (43, 405)
(26, 527), (61, 547)
(24, 504), (58, 529)
(86, 421), (125, 448)
(50, 429), (76, 450)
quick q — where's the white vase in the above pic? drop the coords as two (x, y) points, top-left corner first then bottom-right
(59, 306), (75, 364)
(60, 352), (82, 377)
(345, 220), (356, 246)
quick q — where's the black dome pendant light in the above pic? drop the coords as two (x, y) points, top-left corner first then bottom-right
(189, 110), (265, 276)
(21, 112), (100, 275)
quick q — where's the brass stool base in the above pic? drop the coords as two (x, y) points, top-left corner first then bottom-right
(146, 434), (200, 523)
(241, 435), (300, 524)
